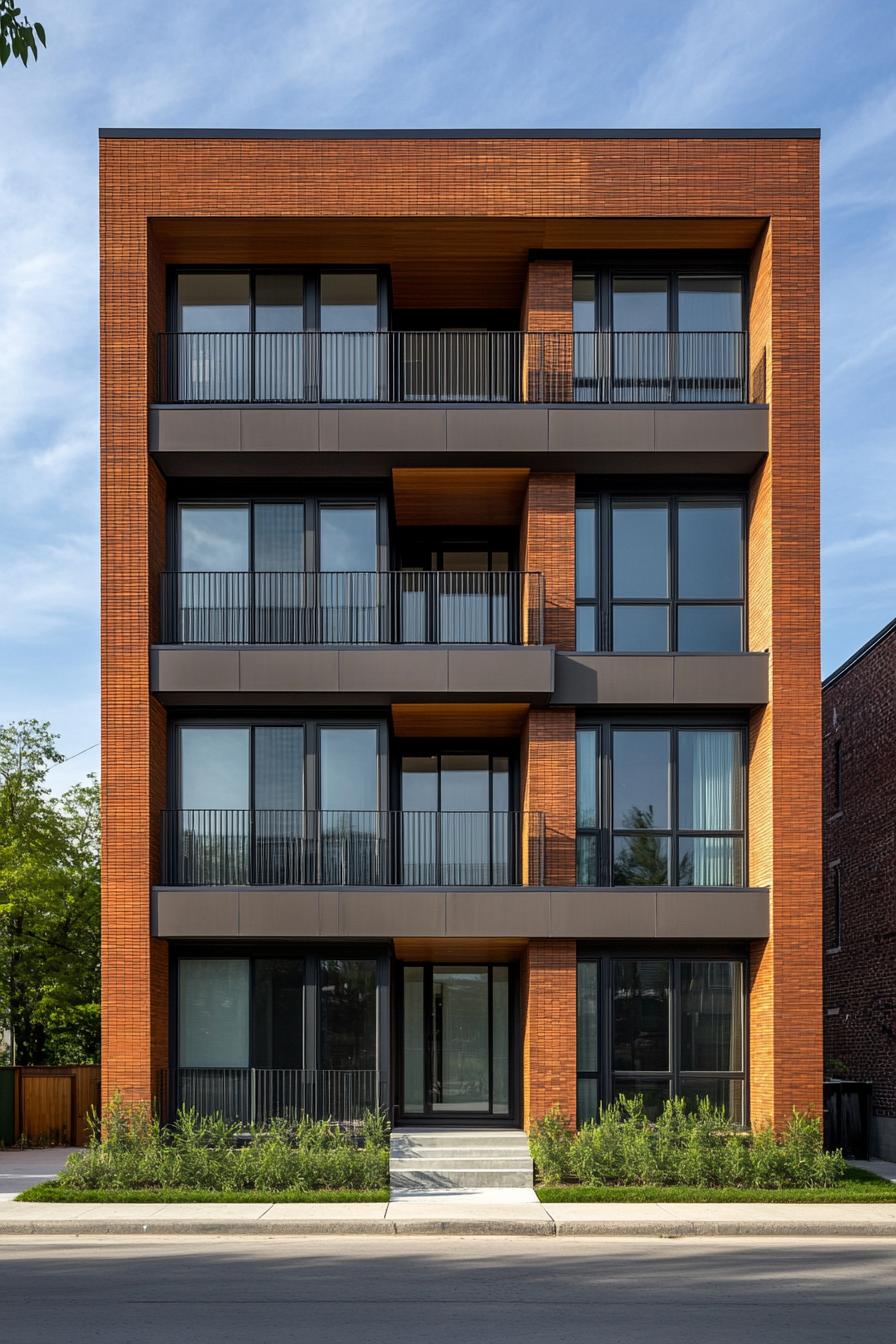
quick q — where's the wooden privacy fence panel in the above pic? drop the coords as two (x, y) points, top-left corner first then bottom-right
(10, 1066), (100, 1147)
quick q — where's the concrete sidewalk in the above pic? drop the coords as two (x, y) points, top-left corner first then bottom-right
(3, 1187), (896, 1237)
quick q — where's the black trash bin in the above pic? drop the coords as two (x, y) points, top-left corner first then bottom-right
(824, 1080), (873, 1159)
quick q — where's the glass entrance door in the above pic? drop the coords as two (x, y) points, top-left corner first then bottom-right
(400, 964), (513, 1121)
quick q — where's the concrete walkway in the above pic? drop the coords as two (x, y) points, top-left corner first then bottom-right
(3, 1186), (896, 1237)
(0, 1148), (78, 1199)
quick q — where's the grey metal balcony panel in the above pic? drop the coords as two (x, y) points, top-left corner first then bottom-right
(338, 407), (446, 455)
(151, 407), (241, 454)
(550, 887), (657, 938)
(149, 403), (768, 477)
(152, 888), (239, 938)
(655, 888), (769, 939)
(446, 407), (548, 454)
(239, 407), (320, 453)
(338, 888), (447, 938)
(152, 645), (552, 705)
(447, 647), (554, 696)
(547, 406), (655, 453)
(554, 653), (674, 704)
(151, 648), (240, 693)
(238, 888), (327, 938)
(671, 653), (769, 705)
(654, 406), (768, 455)
(238, 649), (340, 693)
(338, 648), (449, 693)
(446, 888), (551, 937)
(553, 652), (768, 707)
(151, 885), (769, 940)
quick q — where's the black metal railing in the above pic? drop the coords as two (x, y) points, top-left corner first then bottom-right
(159, 1068), (383, 1126)
(161, 809), (545, 887)
(156, 330), (749, 405)
(160, 570), (545, 645)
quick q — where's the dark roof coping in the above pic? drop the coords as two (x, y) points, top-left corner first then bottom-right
(98, 127), (821, 141)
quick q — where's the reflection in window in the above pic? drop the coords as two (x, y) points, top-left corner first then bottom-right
(577, 725), (745, 888)
(575, 494), (744, 653)
(613, 959), (670, 1072)
(577, 956), (746, 1125)
(179, 959), (250, 1068)
(320, 273), (380, 400)
(319, 959), (377, 1071)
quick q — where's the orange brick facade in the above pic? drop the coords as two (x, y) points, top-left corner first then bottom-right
(100, 132), (820, 1128)
(522, 939), (578, 1128)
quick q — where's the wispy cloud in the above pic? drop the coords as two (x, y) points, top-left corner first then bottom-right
(0, 0), (895, 736)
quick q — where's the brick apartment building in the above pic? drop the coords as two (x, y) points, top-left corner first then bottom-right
(99, 129), (821, 1151)
(823, 619), (896, 1160)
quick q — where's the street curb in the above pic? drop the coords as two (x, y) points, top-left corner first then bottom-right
(2, 1217), (896, 1237)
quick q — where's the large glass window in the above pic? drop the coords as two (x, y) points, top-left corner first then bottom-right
(176, 501), (304, 643)
(319, 959), (377, 1071)
(577, 955), (746, 1123)
(320, 273), (380, 401)
(175, 724), (305, 885)
(576, 723), (745, 887)
(575, 493), (745, 653)
(612, 729), (671, 885)
(175, 954), (382, 1118)
(179, 958), (250, 1068)
(318, 504), (379, 642)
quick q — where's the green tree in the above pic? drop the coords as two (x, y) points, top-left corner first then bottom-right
(612, 805), (670, 885)
(0, 2), (45, 67)
(0, 721), (99, 1064)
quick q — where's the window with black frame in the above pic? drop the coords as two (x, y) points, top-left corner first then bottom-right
(572, 271), (745, 404)
(575, 723), (745, 887)
(575, 494), (744, 653)
(576, 955), (746, 1124)
(170, 269), (385, 404)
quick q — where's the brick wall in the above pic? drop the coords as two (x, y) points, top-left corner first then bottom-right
(522, 709), (576, 888)
(522, 260), (573, 402)
(520, 472), (575, 651)
(745, 201), (823, 1127)
(823, 627), (896, 1121)
(522, 939), (577, 1127)
(100, 134), (820, 1114)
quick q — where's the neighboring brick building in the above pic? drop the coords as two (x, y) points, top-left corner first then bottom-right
(99, 128), (821, 1155)
(823, 619), (896, 1160)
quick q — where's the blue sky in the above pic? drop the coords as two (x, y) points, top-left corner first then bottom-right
(1, 0), (894, 791)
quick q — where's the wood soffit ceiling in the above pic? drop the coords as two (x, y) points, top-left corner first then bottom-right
(391, 703), (530, 739)
(392, 467), (530, 527)
(149, 217), (763, 309)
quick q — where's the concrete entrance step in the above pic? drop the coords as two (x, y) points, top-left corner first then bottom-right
(390, 1127), (533, 1191)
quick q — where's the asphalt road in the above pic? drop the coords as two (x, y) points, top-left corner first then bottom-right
(2, 1234), (896, 1344)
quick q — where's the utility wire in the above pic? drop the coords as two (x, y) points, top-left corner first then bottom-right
(46, 742), (100, 771)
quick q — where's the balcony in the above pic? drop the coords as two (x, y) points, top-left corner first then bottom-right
(157, 330), (749, 406)
(160, 570), (545, 646)
(161, 809), (546, 887)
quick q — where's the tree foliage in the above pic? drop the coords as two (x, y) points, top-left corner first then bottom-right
(0, 2), (45, 67)
(0, 720), (99, 1064)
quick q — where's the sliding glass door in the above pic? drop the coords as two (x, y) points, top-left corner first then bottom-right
(400, 752), (512, 885)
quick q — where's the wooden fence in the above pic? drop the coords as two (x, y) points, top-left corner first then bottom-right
(0, 1066), (100, 1147)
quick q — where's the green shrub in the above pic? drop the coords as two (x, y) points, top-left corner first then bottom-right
(531, 1097), (845, 1190)
(55, 1095), (389, 1193)
(528, 1106), (573, 1184)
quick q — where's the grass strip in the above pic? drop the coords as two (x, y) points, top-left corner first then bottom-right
(16, 1184), (389, 1204)
(537, 1167), (896, 1203)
